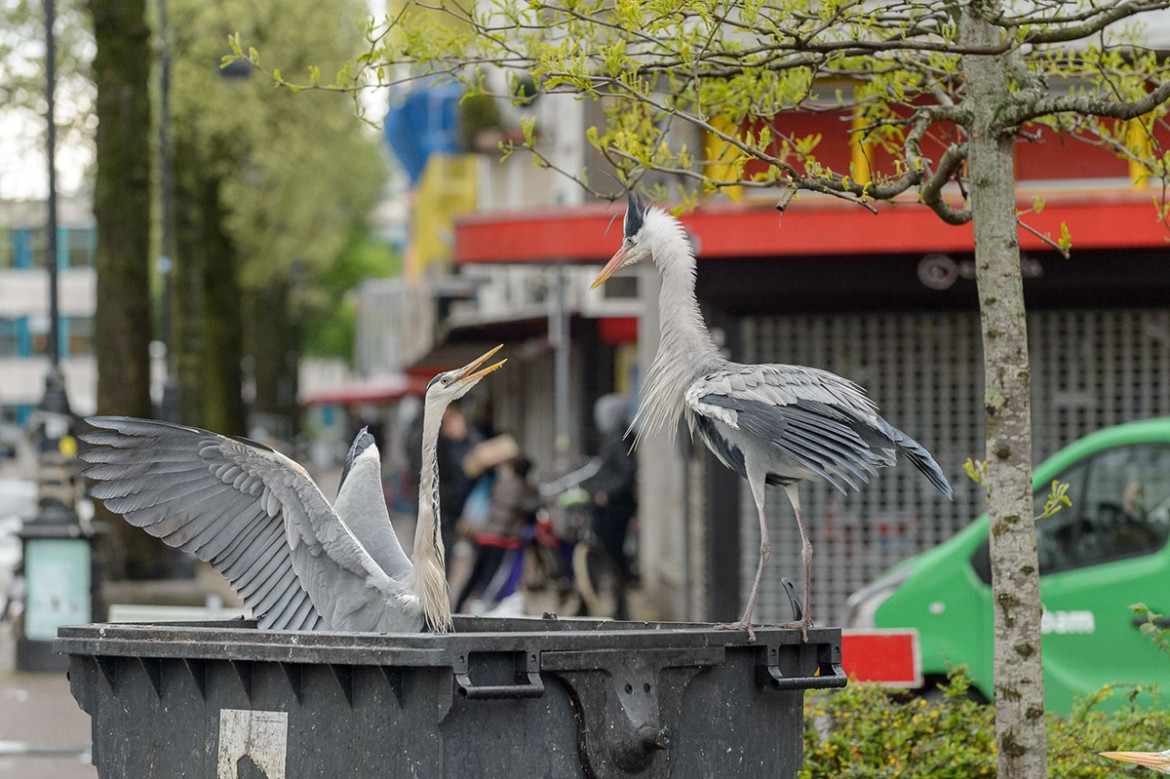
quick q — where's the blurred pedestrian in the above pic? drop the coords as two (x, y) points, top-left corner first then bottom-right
(582, 394), (638, 584)
(454, 454), (539, 612)
(434, 402), (484, 573)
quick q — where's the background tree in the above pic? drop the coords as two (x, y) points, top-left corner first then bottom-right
(165, 0), (387, 438)
(239, 2), (1170, 776)
(0, 0), (93, 199)
(4, 0), (388, 577)
(88, 0), (156, 577)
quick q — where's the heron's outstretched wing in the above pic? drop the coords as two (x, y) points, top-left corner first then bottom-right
(81, 417), (413, 632)
(334, 429), (414, 581)
(81, 417), (324, 629)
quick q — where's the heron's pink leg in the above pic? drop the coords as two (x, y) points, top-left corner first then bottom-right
(779, 483), (814, 642)
(715, 476), (770, 641)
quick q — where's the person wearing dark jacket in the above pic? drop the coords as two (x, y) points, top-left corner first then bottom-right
(432, 403), (483, 574)
(581, 394), (638, 584)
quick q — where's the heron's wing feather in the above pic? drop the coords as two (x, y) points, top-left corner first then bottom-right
(282, 486), (419, 631)
(81, 416), (324, 630)
(334, 437), (414, 580)
(884, 426), (954, 499)
(694, 394), (889, 493)
(688, 365), (894, 492)
(744, 364), (878, 414)
(689, 364), (952, 499)
(82, 417), (414, 632)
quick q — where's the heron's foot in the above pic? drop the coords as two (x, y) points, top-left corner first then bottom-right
(714, 620), (757, 642)
(769, 616), (814, 642)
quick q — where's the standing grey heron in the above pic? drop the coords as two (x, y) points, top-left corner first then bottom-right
(591, 192), (952, 638)
(80, 346), (506, 634)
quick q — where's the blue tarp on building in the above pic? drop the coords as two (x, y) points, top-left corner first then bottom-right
(384, 81), (463, 184)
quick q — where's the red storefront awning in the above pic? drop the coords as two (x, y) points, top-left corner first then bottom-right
(299, 374), (430, 407)
(453, 188), (1168, 265)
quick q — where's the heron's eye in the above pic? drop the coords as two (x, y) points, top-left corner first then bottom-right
(441, 376), (451, 385)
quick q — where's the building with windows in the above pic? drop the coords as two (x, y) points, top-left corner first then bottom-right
(0, 198), (96, 432)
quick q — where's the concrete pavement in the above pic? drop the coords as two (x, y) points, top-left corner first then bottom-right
(0, 623), (96, 779)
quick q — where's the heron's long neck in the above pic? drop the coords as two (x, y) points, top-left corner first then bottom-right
(634, 211), (722, 441)
(413, 398), (454, 632)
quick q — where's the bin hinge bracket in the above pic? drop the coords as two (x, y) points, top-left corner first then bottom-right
(543, 646), (724, 778)
(756, 640), (846, 691)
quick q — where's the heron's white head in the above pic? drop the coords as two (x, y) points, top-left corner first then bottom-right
(425, 345), (507, 406)
(1100, 750), (1170, 773)
(591, 190), (653, 289)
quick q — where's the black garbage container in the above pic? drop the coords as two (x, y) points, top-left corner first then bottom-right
(56, 616), (844, 778)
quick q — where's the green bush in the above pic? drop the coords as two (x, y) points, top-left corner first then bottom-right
(802, 673), (1170, 778)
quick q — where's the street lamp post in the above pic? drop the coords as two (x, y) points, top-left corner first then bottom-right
(15, 0), (100, 673)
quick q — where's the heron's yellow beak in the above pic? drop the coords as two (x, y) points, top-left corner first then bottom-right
(590, 245), (630, 290)
(454, 344), (506, 385)
(1100, 751), (1170, 772)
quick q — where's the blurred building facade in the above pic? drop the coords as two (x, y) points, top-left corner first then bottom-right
(0, 198), (97, 433)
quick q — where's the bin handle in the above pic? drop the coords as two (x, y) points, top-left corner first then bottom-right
(761, 662), (847, 691)
(455, 670), (545, 699)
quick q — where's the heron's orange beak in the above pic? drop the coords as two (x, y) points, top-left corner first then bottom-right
(1100, 751), (1170, 772)
(454, 344), (506, 386)
(590, 245), (629, 290)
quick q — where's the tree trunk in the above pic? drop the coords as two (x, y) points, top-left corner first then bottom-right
(246, 281), (299, 444)
(197, 174), (246, 437)
(172, 132), (203, 427)
(962, 3), (1046, 777)
(88, 0), (152, 418)
(88, 0), (162, 579)
(172, 134), (245, 437)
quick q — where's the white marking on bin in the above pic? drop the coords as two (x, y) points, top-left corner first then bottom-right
(217, 708), (288, 779)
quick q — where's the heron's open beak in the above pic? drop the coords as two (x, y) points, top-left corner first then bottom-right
(590, 245), (630, 290)
(454, 344), (506, 386)
(1100, 751), (1170, 772)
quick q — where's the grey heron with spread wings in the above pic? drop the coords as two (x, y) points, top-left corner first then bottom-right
(80, 346), (506, 633)
(591, 192), (952, 639)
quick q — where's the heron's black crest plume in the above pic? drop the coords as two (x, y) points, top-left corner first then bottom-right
(601, 169), (646, 238)
(624, 189), (646, 238)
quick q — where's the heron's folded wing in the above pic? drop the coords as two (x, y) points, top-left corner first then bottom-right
(688, 369), (893, 493)
(752, 365), (952, 499)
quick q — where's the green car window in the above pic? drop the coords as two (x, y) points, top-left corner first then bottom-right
(970, 444), (1170, 584)
(1073, 443), (1170, 564)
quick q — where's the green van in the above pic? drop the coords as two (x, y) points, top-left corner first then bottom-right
(845, 418), (1170, 714)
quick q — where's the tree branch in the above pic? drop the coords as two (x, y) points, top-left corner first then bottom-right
(1016, 215), (1071, 258)
(1017, 0), (1170, 44)
(1002, 78), (1170, 127)
(919, 142), (972, 225)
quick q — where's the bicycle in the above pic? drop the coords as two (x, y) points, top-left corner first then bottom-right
(470, 460), (629, 620)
